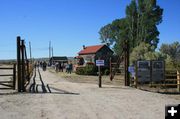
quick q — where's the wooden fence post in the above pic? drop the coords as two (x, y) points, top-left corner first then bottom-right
(21, 40), (25, 92)
(177, 70), (180, 92)
(17, 36), (21, 92)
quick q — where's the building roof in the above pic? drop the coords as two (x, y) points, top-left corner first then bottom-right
(78, 45), (112, 55)
(74, 56), (83, 59)
(50, 56), (68, 62)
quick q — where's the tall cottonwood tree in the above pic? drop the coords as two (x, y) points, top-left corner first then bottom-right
(99, 24), (115, 46)
(99, 0), (163, 54)
(126, 0), (163, 50)
(126, 0), (137, 48)
(99, 18), (128, 55)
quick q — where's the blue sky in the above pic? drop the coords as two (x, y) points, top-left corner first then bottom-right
(0, 0), (179, 59)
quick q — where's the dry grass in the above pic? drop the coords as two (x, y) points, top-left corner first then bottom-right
(48, 68), (125, 86)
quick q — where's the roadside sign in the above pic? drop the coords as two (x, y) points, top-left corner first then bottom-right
(128, 66), (135, 77)
(96, 60), (104, 66)
(128, 66), (134, 73)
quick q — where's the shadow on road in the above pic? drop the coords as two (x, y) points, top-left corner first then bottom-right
(28, 67), (79, 95)
(48, 86), (80, 95)
(29, 67), (47, 93)
(0, 92), (19, 95)
(0, 67), (80, 95)
(100, 86), (134, 90)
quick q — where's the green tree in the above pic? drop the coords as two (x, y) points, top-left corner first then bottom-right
(130, 42), (151, 64)
(99, 24), (115, 46)
(99, 0), (163, 55)
(112, 18), (128, 54)
(130, 42), (164, 64)
(99, 18), (128, 55)
(159, 41), (180, 69)
(144, 52), (163, 60)
(126, 0), (138, 48)
(126, 0), (163, 49)
(160, 41), (180, 60)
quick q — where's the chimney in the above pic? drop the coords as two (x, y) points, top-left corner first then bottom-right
(83, 45), (86, 49)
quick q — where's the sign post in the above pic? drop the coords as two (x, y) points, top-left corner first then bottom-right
(96, 60), (104, 88)
(98, 66), (102, 88)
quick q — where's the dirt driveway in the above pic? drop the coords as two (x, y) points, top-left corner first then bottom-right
(0, 68), (180, 119)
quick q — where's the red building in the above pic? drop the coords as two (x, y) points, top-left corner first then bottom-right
(76, 45), (113, 67)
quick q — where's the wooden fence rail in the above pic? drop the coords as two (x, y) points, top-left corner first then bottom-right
(133, 69), (180, 93)
(0, 64), (16, 90)
(177, 70), (180, 92)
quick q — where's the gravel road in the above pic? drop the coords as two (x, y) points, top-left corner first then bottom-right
(0, 67), (179, 119)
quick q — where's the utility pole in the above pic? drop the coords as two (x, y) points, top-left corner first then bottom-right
(29, 42), (32, 62)
(49, 41), (51, 60)
(52, 46), (53, 57)
(124, 40), (130, 86)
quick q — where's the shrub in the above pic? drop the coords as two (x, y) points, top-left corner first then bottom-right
(84, 64), (97, 75)
(104, 69), (110, 75)
(86, 62), (94, 65)
(75, 64), (97, 75)
(75, 67), (85, 75)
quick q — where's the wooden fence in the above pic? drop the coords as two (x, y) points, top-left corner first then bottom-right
(0, 64), (16, 90)
(133, 69), (180, 93)
(0, 36), (34, 92)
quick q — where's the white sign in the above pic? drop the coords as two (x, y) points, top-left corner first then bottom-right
(96, 60), (104, 66)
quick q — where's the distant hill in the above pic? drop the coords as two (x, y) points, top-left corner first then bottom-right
(67, 57), (74, 60)
(0, 59), (16, 64)
(0, 57), (75, 64)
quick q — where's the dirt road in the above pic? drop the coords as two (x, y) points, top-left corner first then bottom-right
(0, 68), (180, 119)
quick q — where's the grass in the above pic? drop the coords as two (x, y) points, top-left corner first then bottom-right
(48, 68), (125, 86)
